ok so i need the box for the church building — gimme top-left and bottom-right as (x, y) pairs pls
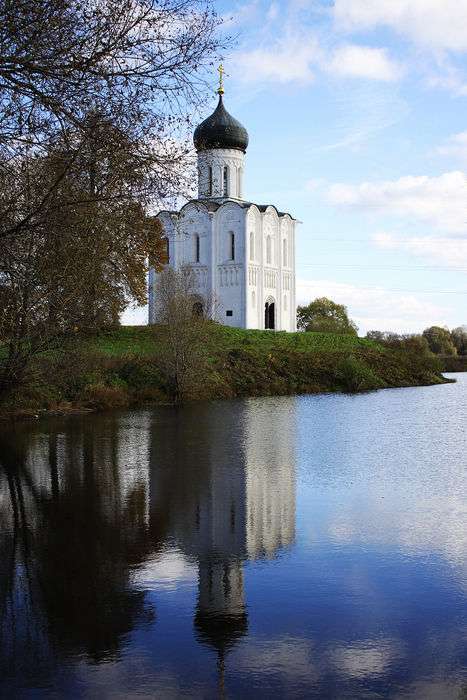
(148, 67), (297, 331)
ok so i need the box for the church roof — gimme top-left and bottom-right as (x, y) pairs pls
(193, 96), (249, 153)
(185, 199), (296, 219)
(158, 200), (297, 221)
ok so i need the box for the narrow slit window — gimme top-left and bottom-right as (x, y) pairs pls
(208, 166), (213, 195)
(195, 234), (200, 263)
(223, 166), (229, 197)
(230, 232), (235, 261)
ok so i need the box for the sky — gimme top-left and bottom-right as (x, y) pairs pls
(122, 0), (467, 335)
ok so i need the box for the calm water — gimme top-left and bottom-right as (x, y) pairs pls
(1, 375), (467, 699)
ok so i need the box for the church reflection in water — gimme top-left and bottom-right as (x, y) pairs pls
(149, 399), (297, 665)
(0, 398), (297, 680)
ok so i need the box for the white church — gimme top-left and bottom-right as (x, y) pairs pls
(148, 68), (297, 331)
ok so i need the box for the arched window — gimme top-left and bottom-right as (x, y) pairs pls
(208, 166), (213, 195)
(282, 238), (288, 266)
(223, 166), (229, 197)
(249, 231), (255, 261)
(230, 232), (235, 261)
(266, 235), (272, 265)
(195, 234), (200, 263)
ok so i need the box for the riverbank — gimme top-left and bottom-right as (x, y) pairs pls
(0, 323), (448, 418)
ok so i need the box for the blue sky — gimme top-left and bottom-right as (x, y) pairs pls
(123, 0), (467, 334)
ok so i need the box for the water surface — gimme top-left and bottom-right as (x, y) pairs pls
(1, 375), (467, 698)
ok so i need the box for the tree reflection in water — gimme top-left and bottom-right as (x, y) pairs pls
(0, 400), (297, 694)
(0, 417), (157, 683)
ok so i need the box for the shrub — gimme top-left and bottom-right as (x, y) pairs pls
(337, 355), (385, 393)
(83, 383), (129, 409)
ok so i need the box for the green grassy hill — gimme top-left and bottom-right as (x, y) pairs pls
(1, 323), (447, 417)
(86, 323), (377, 356)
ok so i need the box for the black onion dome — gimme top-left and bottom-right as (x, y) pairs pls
(194, 96), (249, 152)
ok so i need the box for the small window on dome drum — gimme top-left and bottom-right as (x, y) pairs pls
(208, 166), (213, 195)
(223, 166), (229, 197)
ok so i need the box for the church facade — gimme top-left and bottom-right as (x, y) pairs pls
(148, 72), (297, 331)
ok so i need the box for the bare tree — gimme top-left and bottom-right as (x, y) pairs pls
(0, 0), (225, 239)
(155, 267), (210, 402)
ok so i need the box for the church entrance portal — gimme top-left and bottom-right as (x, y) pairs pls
(192, 301), (204, 317)
(264, 299), (275, 330)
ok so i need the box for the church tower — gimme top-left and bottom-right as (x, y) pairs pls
(148, 66), (297, 331)
(194, 65), (248, 201)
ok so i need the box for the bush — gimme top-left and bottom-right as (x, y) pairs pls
(337, 355), (385, 393)
(83, 383), (129, 409)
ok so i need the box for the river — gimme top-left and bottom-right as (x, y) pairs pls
(1, 375), (467, 698)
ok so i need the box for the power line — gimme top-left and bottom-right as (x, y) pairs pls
(298, 262), (467, 273)
(298, 281), (467, 295)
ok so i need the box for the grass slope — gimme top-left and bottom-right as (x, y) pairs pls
(1, 323), (446, 416)
(87, 324), (378, 356)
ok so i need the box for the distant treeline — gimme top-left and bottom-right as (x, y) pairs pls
(367, 326), (467, 357)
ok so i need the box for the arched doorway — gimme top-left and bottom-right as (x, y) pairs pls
(192, 301), (204, 317)
(264, 298), (275, 330)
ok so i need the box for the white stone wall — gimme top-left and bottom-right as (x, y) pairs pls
(197, 148), (245, 199)
(212, 202), (246, 327)
(244, 207), (297, 332)
(149, 200), (296, 331)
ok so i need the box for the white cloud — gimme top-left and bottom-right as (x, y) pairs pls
(232, 636), (317, 682)
(333, 0), (467, 52)
(133, 547), (197, 590)
(234, 36), (320, 84)
(373, 232), (467, 271)
(222, 0), (260, 28)
(327, 45), (402, 82)
(326, 171), (467, 234)
(330, 639), (399, 679)
(425, 60), (467, 96)
(297, 277), (449, 334)
(266, 1), (279, 22)
(437, 131), (467, 163)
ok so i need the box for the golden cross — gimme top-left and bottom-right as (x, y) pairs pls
(217, 64), (225, 95)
